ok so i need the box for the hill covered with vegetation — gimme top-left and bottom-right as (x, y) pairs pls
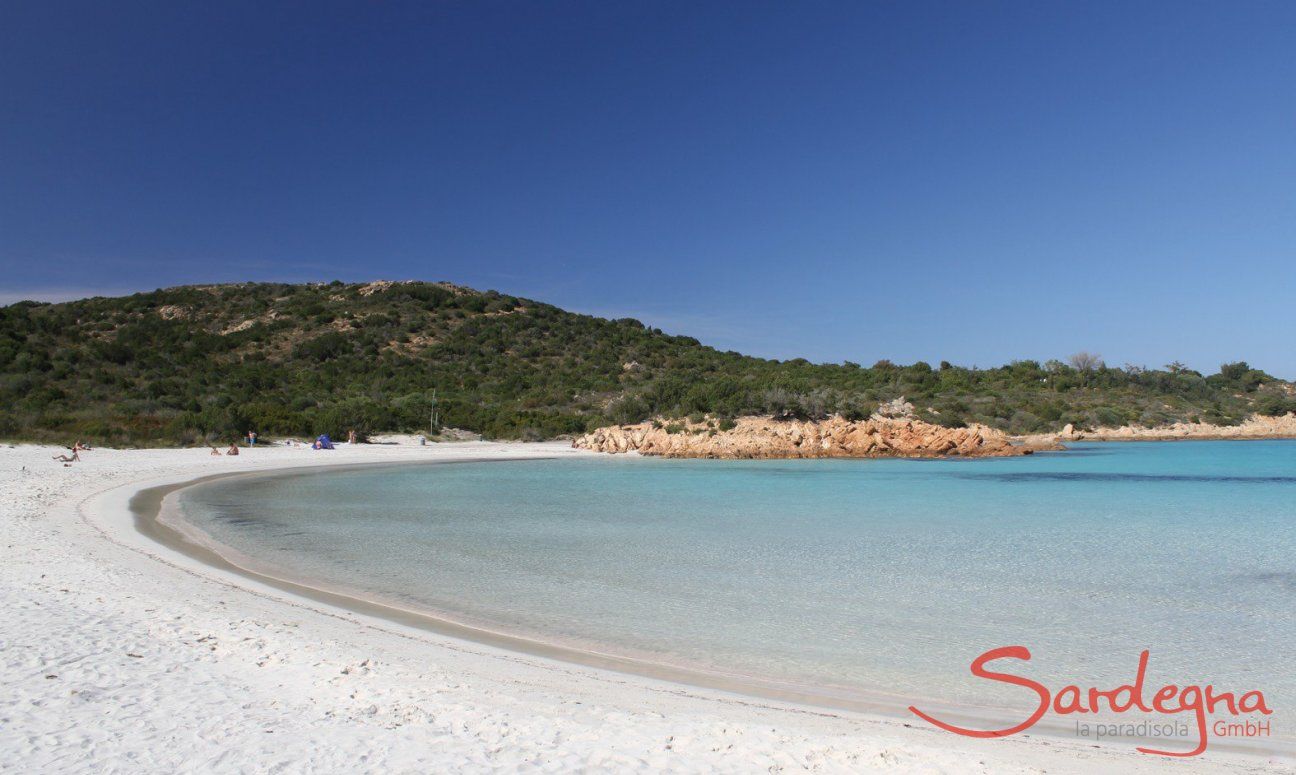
(1, 281), (1292, 446)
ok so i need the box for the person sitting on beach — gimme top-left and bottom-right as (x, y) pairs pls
(210, 447), (222, 456)
(52, 448), (80, 463)
(227, 443), (239, 456)
(73, 440), (90, 454)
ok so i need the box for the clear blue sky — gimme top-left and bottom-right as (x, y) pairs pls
(2, 1), (1294, 376)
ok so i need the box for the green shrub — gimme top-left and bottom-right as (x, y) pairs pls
(1254, 395), (1296, 417)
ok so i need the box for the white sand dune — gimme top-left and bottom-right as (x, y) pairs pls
(0, 440), (1286, 773)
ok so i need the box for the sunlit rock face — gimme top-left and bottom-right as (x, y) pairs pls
(574, 415), (1050, 459)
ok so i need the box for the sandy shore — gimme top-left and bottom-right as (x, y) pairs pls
(1, 440), (1288, 773)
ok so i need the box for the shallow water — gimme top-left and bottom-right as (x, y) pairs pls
(180, 441), (1296, 738)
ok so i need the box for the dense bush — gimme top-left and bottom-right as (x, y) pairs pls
(0, 281), (1288, 446)
(1254, 395), (1296, 417)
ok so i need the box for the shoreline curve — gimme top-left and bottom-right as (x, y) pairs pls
(131, 458), (932, 718)
(77, 449), (1293, 762)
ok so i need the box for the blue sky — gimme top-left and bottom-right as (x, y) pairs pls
(2, 1), (1294, 376)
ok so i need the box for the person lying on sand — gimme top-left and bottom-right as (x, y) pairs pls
(226, 443), (239, 456)
(52, 449), (80, 463)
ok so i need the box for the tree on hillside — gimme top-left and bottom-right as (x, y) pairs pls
(1218, 361), (1251, 381)
(1068, 351), (1104, 372)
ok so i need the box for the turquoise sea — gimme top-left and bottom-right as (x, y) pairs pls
(179, 441), (1295, 741)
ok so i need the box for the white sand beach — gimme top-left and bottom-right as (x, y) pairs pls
(0, 440), (1288, 773)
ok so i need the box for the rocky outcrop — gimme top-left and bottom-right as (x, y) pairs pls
(574, 415), (1051, 459)
(1022, 412), (1296, 443)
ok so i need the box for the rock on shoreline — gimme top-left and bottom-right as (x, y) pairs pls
(573, 416), (1050, 459)
(1020, 412), (1296, 444)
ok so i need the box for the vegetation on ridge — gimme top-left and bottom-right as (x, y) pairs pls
(1, 281), (1292, 446)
